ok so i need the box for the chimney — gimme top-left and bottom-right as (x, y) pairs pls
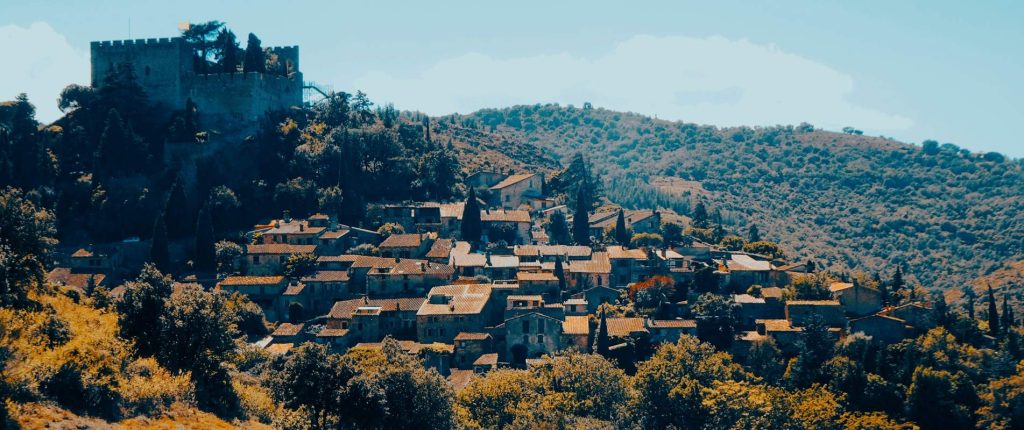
(299, 223), (305, 232)
(283, 210), (292, 223)
(486, 251), (492, 266)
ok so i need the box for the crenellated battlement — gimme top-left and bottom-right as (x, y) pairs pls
(90, 37), (183, 49)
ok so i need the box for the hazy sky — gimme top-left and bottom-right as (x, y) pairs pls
(2, 0), (1021, 157)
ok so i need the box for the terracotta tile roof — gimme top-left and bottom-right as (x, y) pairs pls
(606, 246), (648, 260)
(514, 245), (592, 258)
(606, 317), (647, 337)
(761, 287), (785, 299)
(757, 319), (799, 332)
(448, 369), (476, 391)
(318, 255), (361, 263)
(474, 353), (499, 366)
(351, 256), (403, 269)
(516, 272), (557, 282)
(489, 173), (536, 190)
(319, 229), (350, 240)
(302, 270), (350, 283)
(726, 254), (772, 272)
(379, 233), (428, 249)
(439, 202), (466, 219)
(283, 284), (306, 296)
(219, 275), (287, 286)
(266, 343), (293, 355)
(247, 243), (317, 255)
(647, 319), (696, 329)
(452, 253), (519, 268)
(330, 297), (426, 319)
(46, 268), (106, 291)
(309, 213), (329, 220)
(480, 209), (531, 223)
(426, 239), (455, 259)
(590, 210), (657, 229)
(787, 300), (841, 306)
(316, 328), (349, 338)
(734, 294), (766, 304)
(384, 259), (454, 276)
(563, 315), (591, 335)
(418, 284), (492, 316)
(272, 323), (304, 337)
(71, 248), (94, 258)
(454, 332), (492, 341)
(568, 258), (612, 274)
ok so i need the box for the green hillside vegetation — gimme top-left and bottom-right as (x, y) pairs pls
(445, 104), (1024, 290)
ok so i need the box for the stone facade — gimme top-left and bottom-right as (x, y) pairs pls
(90, 37), (302, 133)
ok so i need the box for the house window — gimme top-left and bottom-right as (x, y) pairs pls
(253, 256), (260, 264)
(522, 320), (530, 333)
(538, 334), (544, 344)
(523, 335), (529, 344)
(537, 319), (545, 332)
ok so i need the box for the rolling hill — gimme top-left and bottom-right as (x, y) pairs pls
(439, 104), (1024, 290)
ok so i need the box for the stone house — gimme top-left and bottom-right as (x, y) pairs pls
(785, 300), (846, 328)
(589, 210), (661, 238)
(417, 284), (494, 344)
(647, 319), (697, 344)
(503, 312), (563, 365)
(514, 245), (592, 263)
(887, 303), (936, 333)
(245, 243), (317, 275)
(830, 282), (883, 316)
(516, 272), (560, 297)
(567, 253), (612, 291)
(378, 233), (435, 259)
(562, 315), (591, 352)
(217, 275), (289, 321)
(327, 297), (425, 344)
(480, 210), (532, 244)
(489, 173), (543, 210)
(849, 314), (909, 344)
(454, 332), (493, 369)
(365, 259), (454, 297)
(573, 286), (622, 315)
(299, 270), (351, 315)
(607, 246), (653, 287)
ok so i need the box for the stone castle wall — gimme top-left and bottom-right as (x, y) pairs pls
(90, 37), (303, 131)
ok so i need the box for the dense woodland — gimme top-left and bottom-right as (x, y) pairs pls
(450, 104), (1024, 291)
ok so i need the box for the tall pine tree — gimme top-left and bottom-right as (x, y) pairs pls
(748, 224), (761, 242)
(194, 203), (215, 272)
(242, 33), (265, 73)
(164, 178), (190, 238)
(1002, 294), (1015, 330)
(573, 185), (590, 246)
(614, 210), (629, 245)
(460, 188), (481, 243)
(150, 212), (170, 273)
(554, 256), (566, 299)
(988, 285), (1000, 336)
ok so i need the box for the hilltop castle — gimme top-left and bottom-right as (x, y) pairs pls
(90, 36), (303, 132)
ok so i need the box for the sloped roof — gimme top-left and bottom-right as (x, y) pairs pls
(648, 319), (696, 329)
(46, 268), (107, 291)
(418, 284), (492, 316)
(727, 254), (772, 272)
(606, 246), (648, 260)
(568, 258), (612, 274)
(247, 244), (317, 255)
(219, 275), (287, 286)
(489, 173), (536, 190)
(563, 315), (591, 335)
(757, 319), (800, 332)
(516, 272), (558, 282)
(379, 233), (426, 249)
(606, 317), (647, 337)
(330, 297), (426, 319)
(514, 245), (592, 258)
(272, 323), (304, 337)
(71, 248), (94, 258)
(454, 332), (492, 341)
(426, 239), (455, 259)
(480, 209), (531, 223)
(302, 270), (350, 283)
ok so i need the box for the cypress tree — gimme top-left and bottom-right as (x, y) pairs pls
(892, 266), (909, 294)
(692, 201), (709, 229)
(988, 285), (1000, 336)
(164, 178), (190, 238)
(573, 186), (590, 246)
(194, 203), (215, 272)
(460, 188), (481, 243)
(243, 33), (265, 73)
(95, 108), (129, 179)
(614, 210), (629, 245)
(966, 288), (976, 320)
(748, 224), (761, 243)
(1002, 294), (1015, 330)
(218, 29), (239, 72)
(150, 212), (171, 273)
(595, 308), (610, 356)
(554, 256), (566, 297)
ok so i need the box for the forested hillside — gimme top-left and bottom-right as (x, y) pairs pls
(451, 104), (1024, 290)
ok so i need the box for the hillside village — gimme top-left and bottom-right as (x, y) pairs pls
(48, 165), (943, 386)
(4, 21), (1024, 430)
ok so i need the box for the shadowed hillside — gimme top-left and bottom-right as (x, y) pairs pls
(448, 104), (1024, 290)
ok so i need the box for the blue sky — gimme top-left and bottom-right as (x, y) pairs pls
(2, 0), (1021, 157)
